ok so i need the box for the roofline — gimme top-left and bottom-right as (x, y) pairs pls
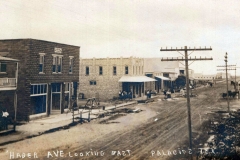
(0, 38), (80, 48)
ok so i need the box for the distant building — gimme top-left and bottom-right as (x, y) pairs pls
(79, 57), (156, 100)
(143, 58), (180, 91)
(0, 39), (79, 121)
(216, 72), (232, 79)
(194, 73), (215, 80)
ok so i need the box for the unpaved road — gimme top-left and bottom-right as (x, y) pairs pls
(0, 81), (238, 160)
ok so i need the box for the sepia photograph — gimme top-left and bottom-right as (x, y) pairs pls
(1, 0), (240, 159)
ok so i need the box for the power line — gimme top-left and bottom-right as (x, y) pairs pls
(160, 46), (212, 160)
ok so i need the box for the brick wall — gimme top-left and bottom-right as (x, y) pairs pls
(79, 57), (144, 100)
(0, 39), (80, 121)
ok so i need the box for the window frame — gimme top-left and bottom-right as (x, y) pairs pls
(86, 66), (89, 75)
(0, 62), (7, 73)
(89, 80), (97, 85)
(39, 53), (46, 74)
(113, 66), (117, 75)
(69, 56), (74, 74)
(125, 66), (128, 75)
(52, 54), (63, 74)
(99, 66), (103, 75)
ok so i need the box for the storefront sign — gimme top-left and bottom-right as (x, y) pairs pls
(54, 48), (62, 53)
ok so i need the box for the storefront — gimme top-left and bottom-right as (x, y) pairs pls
(119, 76), (156, 98)
(155, 76), (171, 91)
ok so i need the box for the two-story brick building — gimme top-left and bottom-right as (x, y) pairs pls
(79, 57), (156, 100)
(0, 56), (19, 130)
(0, 39), (79, 121)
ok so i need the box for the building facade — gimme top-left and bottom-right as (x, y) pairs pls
(79, 57), (156, 100)
(194, 73), (216, 80)
(0, 39), (79, 121)
(0, 56), (19, 131)
(144, 58), (180, 91)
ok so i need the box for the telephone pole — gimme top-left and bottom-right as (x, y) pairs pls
(160, 46), (212, 159)
(217, 53), (236, 113)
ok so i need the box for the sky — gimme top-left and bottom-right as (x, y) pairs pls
(1, 0), (240, 75)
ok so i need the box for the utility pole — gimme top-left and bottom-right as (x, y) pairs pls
(160, 46), (212, 159)
(217, 53), (236, 113)
(234, 66), (240, 91)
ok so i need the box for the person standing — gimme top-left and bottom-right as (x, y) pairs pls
(119, 90), (122, 99)
(2, 109), (9, 130)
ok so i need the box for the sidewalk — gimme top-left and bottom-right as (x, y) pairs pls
(0, 100), (138, 146)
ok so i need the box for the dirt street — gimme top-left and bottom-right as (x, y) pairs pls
(0, 81), (237, 160)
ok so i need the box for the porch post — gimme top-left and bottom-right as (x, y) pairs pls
(14, 91), (17, 131)
(161, 79), (164, 91)
(143, 82), (145, 99)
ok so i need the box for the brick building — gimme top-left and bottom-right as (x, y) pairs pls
(0, 56), (19, 130)
(0, 39), (79, 121)
(79, 57), (156, 100)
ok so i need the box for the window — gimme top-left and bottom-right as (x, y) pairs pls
(31, 84), (47, 95)
(113, 66), (117, 75)
(90, 80), (96, 85)
(86, 66), (89, 75)
(0, 63), (6, 73)
(125, 66), (128, 74)
(69, 56), (74, 73)
(57, 57), (62, 73)
(39, 53), (45, 73)
(99, 66), (103, 75)
(163, 73), (169, 77)
(52, 55), (63, 73)
(52, 57), (57, 73)
(51, 83), (61, 92)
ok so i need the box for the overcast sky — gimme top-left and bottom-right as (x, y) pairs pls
(1, 0), (240, 75)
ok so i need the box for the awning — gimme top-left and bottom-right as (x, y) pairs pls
(0, 56), (19, 62)
(170, 77), (177, 81)
(119, 76), (157, 82)
(155, 76), (170, 80)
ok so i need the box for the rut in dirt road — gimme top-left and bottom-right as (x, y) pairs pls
(66, 84), (226, 160)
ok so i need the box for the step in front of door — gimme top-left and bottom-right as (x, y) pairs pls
(51, 110), (61, 115)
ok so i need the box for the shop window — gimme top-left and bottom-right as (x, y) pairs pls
(99, 66), (103, 75)
(113, 66), (117, 75)
(0, 63), (6, 73)
(125, 66), (128, 74)
(31, 84), (47, 95)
